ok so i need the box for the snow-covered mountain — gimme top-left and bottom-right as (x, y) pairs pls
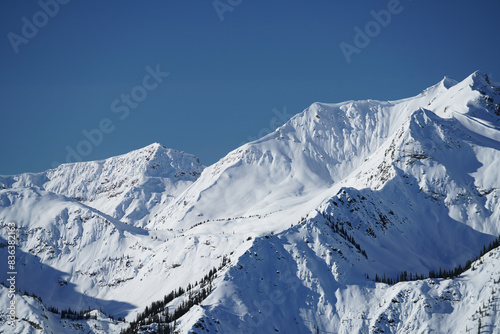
(1, 71), (500, 333)
(0, 143), (204, 228)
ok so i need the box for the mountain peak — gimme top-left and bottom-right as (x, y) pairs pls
(1, 142), (205, 227)
(144, 142), (165, 150)
(471, 69), (489, 80)
(128, 142), (168, 158)
(463, 70), (496, 89)
(440, 76), (459, 89)
(3, 72), (500, 333)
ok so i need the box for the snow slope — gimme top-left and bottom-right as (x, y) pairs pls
(195, 220), (500, 333)
(1, 71), (500, 333)
(154, 72), (500, 235)
(0, 143), (204, 228)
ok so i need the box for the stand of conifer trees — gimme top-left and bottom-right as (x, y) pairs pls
(121, 255), (230, 334)
(374, 235), (500, 285)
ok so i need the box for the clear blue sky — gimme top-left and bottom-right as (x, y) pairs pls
(1, 0), (499, 174)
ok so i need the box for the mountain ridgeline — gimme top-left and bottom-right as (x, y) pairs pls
(1, 71), (500, 333)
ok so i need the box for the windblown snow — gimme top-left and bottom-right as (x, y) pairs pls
(1, 71), (500, 333)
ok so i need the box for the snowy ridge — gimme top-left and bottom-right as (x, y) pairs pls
(0, 286), (126, 334)
(196, 223), (500, 333)
(0, 143), (204, 227)
(1, 71), (500, 333)
(155, 71), (500, 231)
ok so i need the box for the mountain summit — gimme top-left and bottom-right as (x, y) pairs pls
(0, 143), (204, 227)
(1, 72), (499, 333)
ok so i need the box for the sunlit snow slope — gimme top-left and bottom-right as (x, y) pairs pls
(0, 143), (204, 228)
(1, 71), (500, 333)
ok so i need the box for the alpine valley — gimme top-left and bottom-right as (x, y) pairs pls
(1, 71), (500, 333)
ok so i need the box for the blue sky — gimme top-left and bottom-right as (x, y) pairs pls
(1, 0), (499, 174)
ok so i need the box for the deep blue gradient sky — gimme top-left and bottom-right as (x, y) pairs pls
(1, 0), (499, 174)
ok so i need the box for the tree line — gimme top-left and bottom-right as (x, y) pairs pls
(121, 255), (230, 334)
(373, 235), (500, 285)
